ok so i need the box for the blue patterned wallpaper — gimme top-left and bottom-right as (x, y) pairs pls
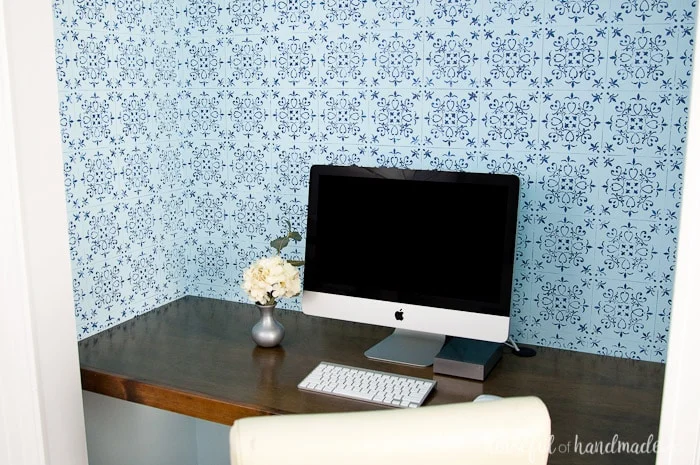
(54, 0), (695, 362)
(53, 0), (188, 338)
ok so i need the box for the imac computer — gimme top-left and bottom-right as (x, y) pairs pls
(302, 165), (520, 367)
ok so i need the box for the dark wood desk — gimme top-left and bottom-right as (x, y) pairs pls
(79, 296), (664, 465)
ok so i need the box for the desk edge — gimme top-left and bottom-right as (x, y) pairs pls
(80, 367), (282, 425)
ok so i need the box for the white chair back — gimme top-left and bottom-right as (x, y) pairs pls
(230, 396), (551, 465)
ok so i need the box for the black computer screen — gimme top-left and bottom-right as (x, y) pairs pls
(303, 166), (519, 317)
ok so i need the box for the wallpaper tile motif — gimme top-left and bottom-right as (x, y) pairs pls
(177, 0), (693, 363)
(54, 0), (695, 362)
(53, 0), (187, 339)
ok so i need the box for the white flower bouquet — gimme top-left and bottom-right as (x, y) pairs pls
(242, 222), (304, 306)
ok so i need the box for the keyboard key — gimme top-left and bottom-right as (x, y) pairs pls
(333, 387), (375, 401)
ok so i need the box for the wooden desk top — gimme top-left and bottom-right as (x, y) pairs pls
(79, 296), (664, 465)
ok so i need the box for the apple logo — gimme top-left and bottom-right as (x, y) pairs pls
(394, 309), (404, 321)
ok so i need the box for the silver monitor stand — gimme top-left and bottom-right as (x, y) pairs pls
(364, 328), (446, 367)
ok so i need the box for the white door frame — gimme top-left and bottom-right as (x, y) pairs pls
(0, 1), (88, 464)
(654, 13), (700, 465)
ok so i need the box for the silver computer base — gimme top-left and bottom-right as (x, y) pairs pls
(365, 329), (446, 367)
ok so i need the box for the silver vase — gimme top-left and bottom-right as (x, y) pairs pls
(252, 304), (285, 347)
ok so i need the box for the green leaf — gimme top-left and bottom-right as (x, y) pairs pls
(289, 231), (302, 242)
(288, 259), (305, 267)
(270, 237), (289, 253)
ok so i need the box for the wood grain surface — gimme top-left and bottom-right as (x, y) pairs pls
(79, 296), (665, 465)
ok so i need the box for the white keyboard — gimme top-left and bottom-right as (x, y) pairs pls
(297, 361), (436, 408)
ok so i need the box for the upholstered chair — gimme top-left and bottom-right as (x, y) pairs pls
(229, 396), (551, 465)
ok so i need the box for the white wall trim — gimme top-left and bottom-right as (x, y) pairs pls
(655, 16), (700, 465)
(0, 1), (88, 464)
(0, 3), (48, 463)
